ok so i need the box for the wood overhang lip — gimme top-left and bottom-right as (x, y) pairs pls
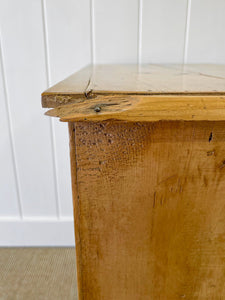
(44, 95), (225, 123)
(42, 64), (225, 121)
(41, 91), (225, 109)
(41, 64), (225, 108)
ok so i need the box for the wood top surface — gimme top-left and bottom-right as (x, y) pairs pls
(42, 64), (225, 122)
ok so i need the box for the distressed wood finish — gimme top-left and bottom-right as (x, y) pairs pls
(42, 64), (225, 299)
(69, 121), (225, 300)
(46, 95), (225, 122)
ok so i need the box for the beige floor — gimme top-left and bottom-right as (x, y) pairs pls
(0, 248), (78, 300)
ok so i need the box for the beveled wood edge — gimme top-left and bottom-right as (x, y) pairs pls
(42, 91), (225, 108)
(44, 95), (225, 123)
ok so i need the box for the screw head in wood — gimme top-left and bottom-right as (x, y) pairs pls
(94, 106), (101, 113)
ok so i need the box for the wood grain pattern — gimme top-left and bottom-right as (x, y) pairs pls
(44, 65), (225, 299)
(69, 122), (82, 299)
(42, 64), (225, 108)
(70, 120), (225, 300)
(46, 95), (225, 122)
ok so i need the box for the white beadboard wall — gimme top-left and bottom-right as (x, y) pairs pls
(0, 0), (225, 246)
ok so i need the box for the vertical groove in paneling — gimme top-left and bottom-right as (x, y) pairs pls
(0, 37), (23, 219)
(90, 0), (96, 64)
(42, 0), (91, 217)
(183, 0), (192, 63)
(186, 0), (225, 63)
(137, 0), (143, 64)
(41, 0), (60, 219)
(0, 0), (58, 216)
(141, 0), (188, 63)
(94, 0), (138, 63)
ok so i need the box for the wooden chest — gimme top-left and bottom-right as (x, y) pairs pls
(42, 64), (225, 299)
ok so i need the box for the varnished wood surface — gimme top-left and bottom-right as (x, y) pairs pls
(42, 64), (225, 108)
(70, 120), (225, 300)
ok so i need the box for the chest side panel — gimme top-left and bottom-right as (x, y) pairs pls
(72, 120), (225, 300)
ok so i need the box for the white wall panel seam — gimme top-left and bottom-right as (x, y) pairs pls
(137, 0), (143, 65)
(0, 36), (23, 219)
(183, 0), (192, 63)
(90, 0), (96, 64)
(41, 0), (61, 219)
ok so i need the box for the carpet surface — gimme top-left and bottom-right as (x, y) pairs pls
(0, 248), (77, 300)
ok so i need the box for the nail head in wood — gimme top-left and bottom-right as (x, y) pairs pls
(94, 106), (101, 113)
